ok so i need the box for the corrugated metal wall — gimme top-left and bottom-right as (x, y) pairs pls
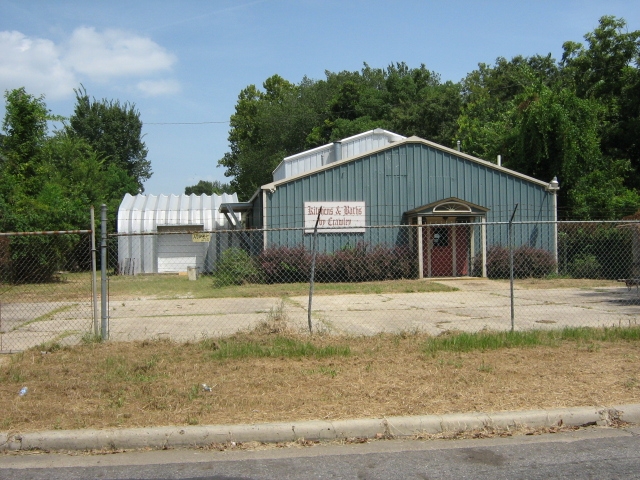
(262, 141), (555, 252)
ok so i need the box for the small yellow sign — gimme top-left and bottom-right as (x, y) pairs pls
(191, 233), (212, 243)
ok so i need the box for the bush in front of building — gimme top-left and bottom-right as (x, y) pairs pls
(214, 247), (262, 286)
(258, 245), (311, 284)
(255, 242), (415, 284)
(327, 243), (415, 282)
(478, 245), (557, 279)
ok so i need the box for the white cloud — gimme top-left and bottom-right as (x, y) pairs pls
(0, 28), (179, 100)
(136, 79), (181, 97)
(64, 27), (177, 80)
(0, 31), (77, 99)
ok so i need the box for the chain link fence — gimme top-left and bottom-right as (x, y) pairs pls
(101, 220), (640, 342)
(2, 220), (639, 351)
(0, 231), (96, 353)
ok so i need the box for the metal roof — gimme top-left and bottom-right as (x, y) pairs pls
(117, 193), (238, 233)
(263, 136), (551, 190)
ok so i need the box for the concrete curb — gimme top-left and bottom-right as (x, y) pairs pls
(2, 404), (639, 452)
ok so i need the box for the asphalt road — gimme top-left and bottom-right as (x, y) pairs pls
(2, 426), (640, 480)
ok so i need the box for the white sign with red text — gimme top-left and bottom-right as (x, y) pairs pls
(304, 202), (366, 233)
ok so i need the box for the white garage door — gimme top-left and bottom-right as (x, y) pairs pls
(158, 256), (196, 273)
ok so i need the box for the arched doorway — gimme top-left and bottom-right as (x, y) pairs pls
(406, 198), (489, 278)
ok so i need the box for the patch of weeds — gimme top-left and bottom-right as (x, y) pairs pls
(34, 341), (64, 353)
(7, 367), (25, 383)
(208, 336), (350, 360)
(583, 342), (601, 353)
(104, 355), (159, 383)
(0, 416), (13, 430)
(199, 337), (221, 351)
(438, 357), (463, 369)
(449, 358), (464, 369)
(81, 333), (104, 344)
(188, 384), (200, 401)
(109, 392), (126, 409)
(133, 356), (159, 375)
(424, 326), (640, 355)
(252, 300), (292, 335)
(187, 416), (199, 425)
(623, 377), (638, 389)
(305, 366), (339, 378)
(477, 360), (494, 373)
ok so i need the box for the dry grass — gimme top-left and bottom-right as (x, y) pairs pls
(513, 278), (620, 289)
(1, 329), (640, 433)
(1, 274), (454, 303)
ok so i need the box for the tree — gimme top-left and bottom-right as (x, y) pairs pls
(219, 64), (464, 199)
(1, 87), (140, 232)
(561, 16), (640, 190)
(219, 75), (328, 199)
(185, 180), (234, 196)
(457, 55), (560, 160)
(67, 86), (151, 192)
(1, 88), (53, 194)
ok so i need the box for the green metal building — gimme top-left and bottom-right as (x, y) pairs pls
(236, 130), (559, 278)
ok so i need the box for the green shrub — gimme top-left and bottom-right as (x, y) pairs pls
(476, 245), (556, 279)
(213, 247), (261, 287)
(558, 224), (632, 279)
(569, 254), (602, 279)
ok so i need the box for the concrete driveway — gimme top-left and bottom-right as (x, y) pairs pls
(2, 278), (639, 350)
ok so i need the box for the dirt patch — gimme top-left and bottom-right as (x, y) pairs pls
(1, 332), (640, 433)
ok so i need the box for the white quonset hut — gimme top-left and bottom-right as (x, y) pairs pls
(117, 193), (239, 275)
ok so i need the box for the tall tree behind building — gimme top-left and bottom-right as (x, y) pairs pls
(67, 86), (151, 192)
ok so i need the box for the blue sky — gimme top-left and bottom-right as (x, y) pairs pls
(1, 0), (639, 196)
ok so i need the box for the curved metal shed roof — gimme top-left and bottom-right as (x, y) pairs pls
(117, 192), (239, 233)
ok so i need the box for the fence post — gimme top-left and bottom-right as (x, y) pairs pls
(308, 207), (322, 334)
(509, 204), (519, 332)
(100, 204), (109, 340)
(90, 207), (99, 336)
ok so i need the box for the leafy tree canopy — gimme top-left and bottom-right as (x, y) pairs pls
(185, 180), (234, 196)
(0, 87), (143, 233)
(67, 85), (151, 192)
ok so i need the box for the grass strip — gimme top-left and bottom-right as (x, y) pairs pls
(201, 336), (351, 360)
(424, 326), (640, 355)
(11, 304), (76, 331)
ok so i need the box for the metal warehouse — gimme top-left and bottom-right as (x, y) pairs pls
(241, 129), (559, 278)
(117, 192), (238, 274)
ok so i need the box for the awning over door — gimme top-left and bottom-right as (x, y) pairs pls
(405, 197), (489, 220)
